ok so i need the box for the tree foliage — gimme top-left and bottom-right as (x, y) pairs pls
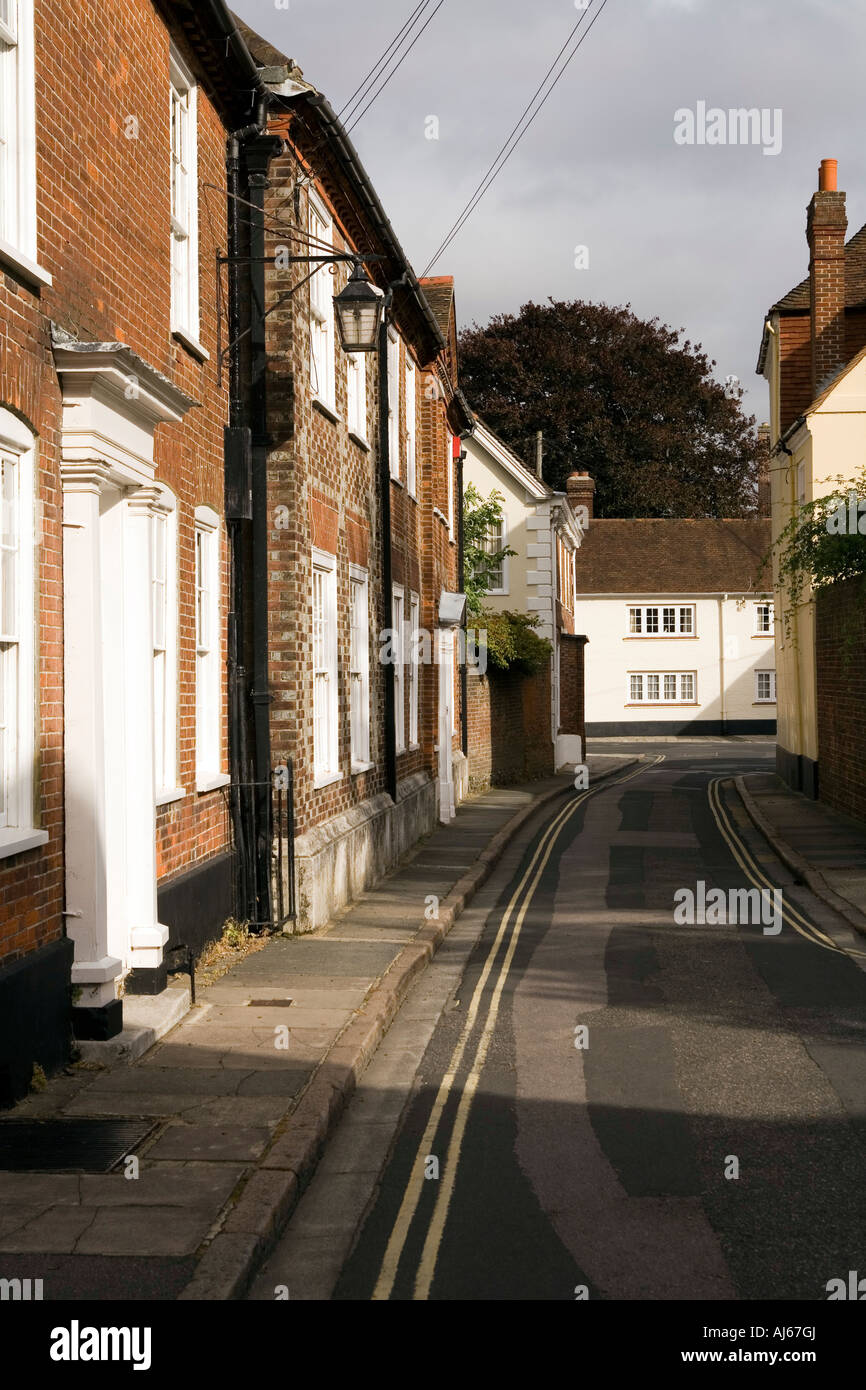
(458, 299), (759, 518)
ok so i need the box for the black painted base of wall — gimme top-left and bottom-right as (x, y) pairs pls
(156, 851), (234, 965)
(71, 998), (123, 1041)
(776, 744), (819, 800)
(125, 963), (168, 997)
(0, 936), (74, 1109)
(587, 719), (777, 738)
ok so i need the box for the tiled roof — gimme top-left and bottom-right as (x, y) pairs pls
(575, 519), (772, 594)
(771, 222), (866, 312)
(420, 277), (454, 338)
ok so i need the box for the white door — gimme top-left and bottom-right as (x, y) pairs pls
(437, 628), (455, 823)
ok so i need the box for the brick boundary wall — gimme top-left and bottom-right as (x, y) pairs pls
(467, 666), (554, 790)
(816, 577), (866, 823)
(558, 634), (587, 747)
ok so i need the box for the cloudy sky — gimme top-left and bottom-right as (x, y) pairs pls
(234, 0), (866, 423)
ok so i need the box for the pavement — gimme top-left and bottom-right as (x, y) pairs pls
(0, 754), (637, 1301)
(738, 771), (866, 937)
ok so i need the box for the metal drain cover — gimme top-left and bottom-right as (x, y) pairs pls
(0, 1118), (158, 1173)
(247, 999), (293, 1007)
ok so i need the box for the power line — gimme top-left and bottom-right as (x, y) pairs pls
(422, 0), (612, 276)
(338, 0), (431, 124)
(346, 0), (447, 134)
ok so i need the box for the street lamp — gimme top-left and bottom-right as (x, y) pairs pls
(333, 261), (386, 353)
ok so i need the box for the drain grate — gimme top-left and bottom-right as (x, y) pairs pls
(246, 998), (294, 1007)
(0, 1118), (159, 1173)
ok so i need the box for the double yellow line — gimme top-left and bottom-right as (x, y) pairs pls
(707, 777), (865, 958)
(371, 755), (663, 1301)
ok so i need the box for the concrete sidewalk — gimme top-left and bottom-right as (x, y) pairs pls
(0, 755), (637, 1301)
(738, 771), (866, 937)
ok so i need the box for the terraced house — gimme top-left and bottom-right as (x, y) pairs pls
(0, 0), (269, 1103)
(235, 21), (473, 932)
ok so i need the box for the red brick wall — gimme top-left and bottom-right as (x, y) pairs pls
(467, 666), (554, 789)
(816, 578), (866, 823)
(558, 634), (587, 743)
(0, 2), (232, 968)
(263, 132), (461, 841)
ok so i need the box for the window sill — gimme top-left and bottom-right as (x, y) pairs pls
(390, 473), (404, 488)
(314, 770), (344, 789)
(349, 431), (371, 452)
(196, 773), (231, 794)
(172, 327), (210, 362)
(433, 508), (449, 527)
(752, 633), (774, 639)
(625, 702), (698, 708)
(156, 787), (186, 808)
(0, 239), (52, 289)
(0, 828), (49, 861)
(623, 635), (697, 640)
(312, 397), (340, 425)
(351, 760), (375, 775)
(753, 701), (777, 706)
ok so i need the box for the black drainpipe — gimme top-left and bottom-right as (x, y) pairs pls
(225, 97), (276, 928)
(245, 129), (283, 928)
(378, 303), (397, 804)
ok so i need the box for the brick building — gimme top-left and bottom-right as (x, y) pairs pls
(757, 157), (866, 797)
(235, 24), (472, 931)
(0, 0), (266, 1103)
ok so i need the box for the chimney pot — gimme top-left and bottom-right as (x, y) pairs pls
(819, 158), (838, 191)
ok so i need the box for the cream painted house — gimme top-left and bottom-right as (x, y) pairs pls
(757, 157), (866, 795)
(575, 520), (776, 736)
(462, 420), (587, 766)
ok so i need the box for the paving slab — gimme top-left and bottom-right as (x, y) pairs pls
(147, 1125), (272, 1163)
(79, 1163), (244, 1208)
(0, 1205), (98, 1254)
(75, 1205), (214, 1257)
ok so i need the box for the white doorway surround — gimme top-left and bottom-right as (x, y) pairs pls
(437, 627), (456, 824)
(54, 336), (196, 1037)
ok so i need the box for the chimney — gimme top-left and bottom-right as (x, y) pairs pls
(566, 471), (595, 521)
(808, 157), (847, 397)
(756, 423), (771, 517)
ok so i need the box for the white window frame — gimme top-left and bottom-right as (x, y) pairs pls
(312, 547), (340, 786)
(309, 193), (336, 412)
(347, 349), (367, 442)
(628, 604), (695, 636)
(349, 564), (371, 772)
(754, 601), (774, 636)
(0, 0), (48, 286)
(392, 584), (405, 753)
(388, 330), (400, 478)
(0, 408), (45, 857)
(170, 46), (200, 349)
(409, 592), (420, 747)
(627, 671), (697, 705)
(405, 357), (417, 496)
(755, 669), (777, 703)
(484, 516), (507, 594)
(152, 490), (182, 805)
(194, 507), (226, 792)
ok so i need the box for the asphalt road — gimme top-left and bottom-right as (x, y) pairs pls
(330, 740), (866, 1301)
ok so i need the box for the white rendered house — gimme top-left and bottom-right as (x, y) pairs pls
(575, 518), (776, 736)
(462, 420), (587, 767)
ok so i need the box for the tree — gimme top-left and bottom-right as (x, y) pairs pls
(457, 299), (759, 518)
